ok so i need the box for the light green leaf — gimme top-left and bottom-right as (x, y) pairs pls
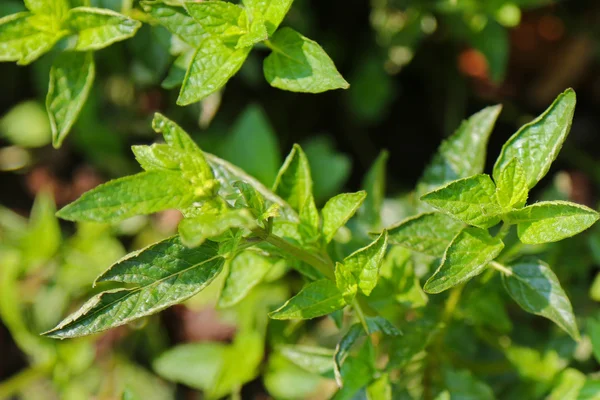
(47, 51), (95, 148)
(506, 201), (599, 244)
(184, 0), (246, 38)
(387, 212), (464, 257)
(21, 191), (61, 264)
(493, 88), (576, 189)
(322, 191), (366, 243)
(502, 260), (580, 340)
(495, 157), (528, 209)
(25, 0), (69, 18)
(420, 174), (502, 229)
(56, 170), (194, 222)
(269, 279), (345, 320)
(264, 353), (324, 400)
(444, 368), (494, 400)
(45, 237), (225, 338)
(359, 150), (388, 227)
(0, 12), (64, 65)
(131, 143), (180, 171)
(417, 104), (502, 197)
(236, 11), (267, 48)
(65, 7), (141, 51)
(279, 345), (334, 374)
(273, 144), (313, 213)
(221, 104), (281, 186)
(264, 27), (349, 93)
(243, 0), (293, 35)
(218, 251), (272, 308)
(335, 231), (388, 301)
(153, 342), (226, 391)
(579, 380), (600, 400)
(178, 206), (256, 247)
(424, 227), (504, 294)
(142, 1), (207, 47)
(367, 373), (392, 400)
(177, 36), (250, 105)
(548, 368), (586, 400)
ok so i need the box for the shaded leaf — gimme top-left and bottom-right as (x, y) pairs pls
(359, 150), (388, 227)
(218, 251), (273, 308)
(444, 368), (494, 400)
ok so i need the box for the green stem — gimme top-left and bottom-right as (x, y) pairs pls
(0, 364), (51, 399)
(495, 221), (511, 240)
(490, 261), (513, 276)
(257, 229), (335, 279)
(352, 298), (370, 333)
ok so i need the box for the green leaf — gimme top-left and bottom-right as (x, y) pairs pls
(588, 316), (600, 364)
(243, 0), (293, 35)
(506, 201), (599, 244)
(142, 1), (207, 47)
(220, 104), (281, 186)
(269, 279), (345, 320)
(334, 324), (363, 386)
(0, 12), (64, 65)
(279, 345), (334, 374)
(273, 144), (313, 213)
(367, 373), (392, 400)
(495, 157), (528, 209)
(178, 205), (256, 247)
(424, 227), (504, 294)
(420, 174), (502, 229)
(264, 27), (349, 93)
(548, 368), (586, 400)
(177, 36), (250, 105)
(359, 150), (388, 227)
(493, 88), (576, 189)
(387, 212), (464, 257)
(335, 231), (388, 302)
(25, 0), (69, 18)
(184, 1), (246, 38)
(502, 260), (580, 340)
(388, 318), (439, 368)
(380, 247), (428, 308)
(364, 315), (401, 336)
(65, 7), (141, 51)
(131, 143), (179, 171)
(304, 136), (352, 203)
(47, 51), (95, 148)
(218, 251), (273, 308)
(444, 368), (494, 400)
(21, 191), (61, 264)
(333, 339), (375, 399)
(56, 170), (194, 222)
(45, 237), (225, 338)
(417, 105), (502, 196)
(322, 191), (366, 243)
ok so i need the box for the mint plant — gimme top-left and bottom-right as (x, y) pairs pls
(39, 88), (600, 398)
(0, 0), (348, 148)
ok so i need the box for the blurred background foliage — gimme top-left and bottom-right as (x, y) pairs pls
(2, 0), (600, 399)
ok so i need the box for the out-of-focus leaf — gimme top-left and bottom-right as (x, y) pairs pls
(303, 136), (352, 203)
(218, 251), (273, 308)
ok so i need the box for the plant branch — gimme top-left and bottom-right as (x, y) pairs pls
(490, 261), (513, 276)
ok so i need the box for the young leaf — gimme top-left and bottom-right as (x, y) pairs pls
(142, 1), (207, 47)
(335, 231), (388, 301)
(56, 171), (194, 222)
(493, 88), (576, 189)
(273, 144), (313, 213)
(25, 0), (69, 18)
(177, 37), (251, 105)
(420, 174), (502, 229)
(269, 279), (345, 320)
(218, 251), (273, 308)
(178, 206), (256, 248)
(47, 51), (95, 148)
(0, 12), (64, 65)
(45, 237), (225, 338)
(184, 1), (246, 38)
(65, 7), (141, 51)
(263, 27), (349, 93)
(321, 191), (366, 243)
(507, 201), (599, 244)
(495, 157), (528, 209)
(131, 144), (180, 171)
(359, 150), (388, 227)
(236, 11), (267, 48)
(387, 212), (464, 257)
(424, 227), (504, 294)
(279, 345), (335, 375)
(417, 104), (502, 196)
(502, 260), (580, 340)
(243, 0), (293, 35)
